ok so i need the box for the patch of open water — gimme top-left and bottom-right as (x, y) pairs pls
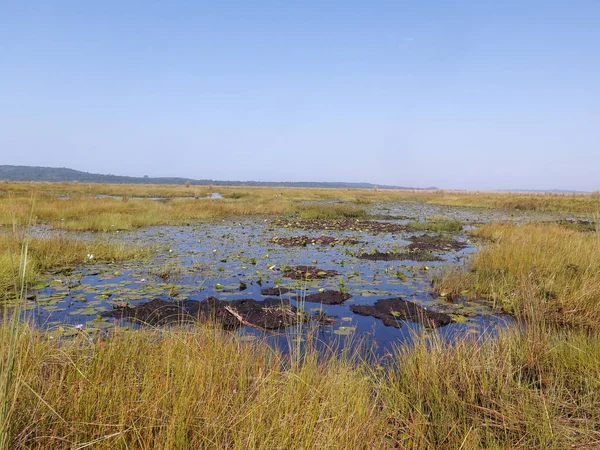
(24, 202), (533, 355)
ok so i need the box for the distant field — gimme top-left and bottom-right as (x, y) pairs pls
(0, 182), (598, 232)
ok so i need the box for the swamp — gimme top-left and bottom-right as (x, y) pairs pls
(1, 183), (600, 449)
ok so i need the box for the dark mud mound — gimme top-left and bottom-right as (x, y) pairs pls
(351, 298), (451, 328)
(304, 290), (351, 305)
(282, 265), (339, 280)
(260, 286), (292, 296)
(407, 234), (468, 252)
(104, 297), (300, 330)
(271, 235), (360, 247)
(103, 298), (190, 325)
(188, 297), (300, 330)
(358, 249), (442, 262)
(274, 219), (407, 233)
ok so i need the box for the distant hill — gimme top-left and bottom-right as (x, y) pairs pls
(0, 165), (434, 190)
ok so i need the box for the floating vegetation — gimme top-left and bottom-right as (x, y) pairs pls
(358, 249), (442, 262)
(405, 220), (463, 233)
(333, 326), (356, 335)
(281, 265), (339, 280)
(271, 235), (361, 247)
(273, 218), (408, 233)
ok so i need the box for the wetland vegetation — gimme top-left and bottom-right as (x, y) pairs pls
(1, 182), (599, 449)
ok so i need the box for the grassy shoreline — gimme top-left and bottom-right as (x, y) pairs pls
(437, 222), (600, 330)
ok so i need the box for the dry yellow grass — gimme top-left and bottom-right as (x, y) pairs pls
(1, 181), (599, 233)
(438, 222), (600, 330)
(1, 234), (149, 301)
(0, 319), (598, 449)
(3, 326), (388, 449)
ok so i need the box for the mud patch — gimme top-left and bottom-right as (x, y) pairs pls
(358, 249), (442, 262)
(407, 234), (468, 252)
(271, 235), (360, 247)
(104, 297), (300, 330)
(260, 287), (292, 296)
(282, 265), (339, 280)
(189, 297), (300, 330)
(103, 298), (189, 325)
(274, 219), (407, 233)
(350, 298), (451, 328)
(304, 290), (351, 305)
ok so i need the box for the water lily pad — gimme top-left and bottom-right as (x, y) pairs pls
(450, 314), (468, 323)
(333, 326), (356, 336)
(86, 318), (114, 329)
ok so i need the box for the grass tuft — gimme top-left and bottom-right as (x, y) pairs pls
(298, 204), (367, 220)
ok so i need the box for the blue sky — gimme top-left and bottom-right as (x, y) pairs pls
(1, 1), (598, 190)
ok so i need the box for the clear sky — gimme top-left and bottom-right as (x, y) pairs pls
(1, 1), (599, 190)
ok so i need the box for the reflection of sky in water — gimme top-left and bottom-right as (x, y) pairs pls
(26, 201), (529, 355)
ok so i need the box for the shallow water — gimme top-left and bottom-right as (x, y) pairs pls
(26, 201), (535, 355)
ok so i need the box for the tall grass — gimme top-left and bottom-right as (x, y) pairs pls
(298, 204), (367, 220)
(0, 202), (33, 449)
(1, 234), (149, 302)
(380, 323), (600, 449)
(438, 222), (600, 330)
(0, 196), (295, 230)
(3, 183), (600, 232)
(406, 219), (463, 233)
(1, 317), (599, 448)
(3, 326), (387, 449)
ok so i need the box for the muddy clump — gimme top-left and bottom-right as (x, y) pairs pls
(271, 235), (360, 247)
(189, 297), (300, 330)
(274, 219), (407, 233)
(103, 298), (190, 325)
(407, 234), (468, 252)
(351, 298), (451, 328)
(260, 286), (292, 296)
(104, 297), (300, 330)
(358, 249), (442, 262)
(282, 265), (339, 280)
(304, 290), (351, 305)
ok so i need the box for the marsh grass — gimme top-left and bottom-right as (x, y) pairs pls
(1, 234), (149, 301)
(3, 325), (388, 449)
(0, 203), (33, 449)
(152, 261), (185, 282)
(380, 322), (600, 449)
(0, 314), (598, 448)
(593, 211), (600, 240)
(437, 223), (600, 330)
(406, 219), (463, 233)
(2, 184), (600, 231)
(298, 204), (367, 220)
(0, 196), (295, 231)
